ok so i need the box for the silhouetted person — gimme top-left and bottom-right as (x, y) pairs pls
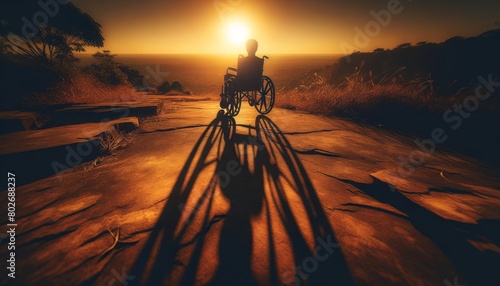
(244, 39), (259, 59)
(239, 39), (260, 73)
(220, 39), (264, 108)
(237, 39), (263, 93)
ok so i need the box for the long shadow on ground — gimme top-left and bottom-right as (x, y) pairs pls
(129, 111), (354, 285)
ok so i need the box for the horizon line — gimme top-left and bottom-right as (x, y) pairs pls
(75, 52), (344, 56)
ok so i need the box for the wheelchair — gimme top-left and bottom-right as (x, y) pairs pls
(220, 55), (275, 116)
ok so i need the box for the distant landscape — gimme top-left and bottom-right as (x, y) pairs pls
(1, 1), (500, 285)
(1, 19), (499, 166)
(76, 53), (341, 94)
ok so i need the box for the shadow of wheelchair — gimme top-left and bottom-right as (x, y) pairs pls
(130, 111), (354, 285)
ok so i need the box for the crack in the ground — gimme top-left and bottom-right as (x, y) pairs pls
(390, 187), (485, 198)
(142, 123), (341, 159)
(264, 137), (342, 158)
(6, 193), (68, 223)
(33, 187), (52, 193)
(319, 172), (355, 185)
(18, 201), (98, 240)
(176, 214), (227, 249)
(79, 229), (111, 247)
(140, 124), (208, 134)
(293, 148), (341, 158)
(73, 195), (170, 241)
(326, 207), (357, 213)
(282, 129), (337, 135)
(428, 187), (490, 198)
(341, 203), (409, 220)
(18, 226), (78, 248)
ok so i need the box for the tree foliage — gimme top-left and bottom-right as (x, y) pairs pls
(0, 0), (104, 66)
(395, 43), (412, 49)
(83, 50), (128, 86)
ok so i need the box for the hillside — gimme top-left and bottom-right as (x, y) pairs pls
(330, 29), (500, 96)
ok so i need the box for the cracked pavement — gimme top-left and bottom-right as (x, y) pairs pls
(1, 100), (499, 285)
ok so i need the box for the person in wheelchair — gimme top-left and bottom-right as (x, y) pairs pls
(220, 39), (264, 108)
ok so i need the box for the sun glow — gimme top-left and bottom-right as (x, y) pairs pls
(225, 21), (250, 45)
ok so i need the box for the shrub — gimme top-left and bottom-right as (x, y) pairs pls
(83, 50), (128, 86)
(118, 65), (144, 87)
(157, 81), (171, 93)
(170, 81), (184, 92)
(157, 80), (186, 94)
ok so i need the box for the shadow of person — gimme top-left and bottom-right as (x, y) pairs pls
(209, 118), (265, 286)
(129, 112), (354, 286)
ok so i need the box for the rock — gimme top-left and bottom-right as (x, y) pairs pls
(157, 80), (186, 95)
(170, 81), (184, 92)
(0, 111), (41, 134)
(157, 81), (171, 93)
(0, 117), (140, 186)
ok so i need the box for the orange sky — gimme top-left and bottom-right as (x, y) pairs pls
(72, 0), (500, 55)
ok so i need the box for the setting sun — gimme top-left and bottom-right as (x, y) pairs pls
(225, 21), (250, 45)
(2, 1), (500, 285)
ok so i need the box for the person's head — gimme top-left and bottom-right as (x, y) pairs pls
(246, 39), (258, 56)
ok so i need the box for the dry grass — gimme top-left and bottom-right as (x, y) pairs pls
(85, 128), (137, 170)
(99, 128), (137, 156)
(28, 73), (142, 105)
(273, 68), (498, 122)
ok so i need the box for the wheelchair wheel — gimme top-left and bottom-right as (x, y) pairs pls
(255, 76), (275, 115)
(225, 78), (242, 117)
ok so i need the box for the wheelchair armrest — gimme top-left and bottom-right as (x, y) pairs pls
(227, 67), (237, 74)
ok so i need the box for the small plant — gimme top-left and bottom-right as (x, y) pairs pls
(99, 128), (137, 156)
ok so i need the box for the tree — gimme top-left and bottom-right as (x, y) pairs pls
(84, 50), (128, 86)
(0, 0), (104, 66)
(118, 65), (143, 87)
(395, 43), (412, 49)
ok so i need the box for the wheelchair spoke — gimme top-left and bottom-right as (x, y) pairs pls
(264, 82), (271, 94)
(253, 76), (274, 114)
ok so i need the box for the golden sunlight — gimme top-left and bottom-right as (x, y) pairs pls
(225, 20), (250, 45)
